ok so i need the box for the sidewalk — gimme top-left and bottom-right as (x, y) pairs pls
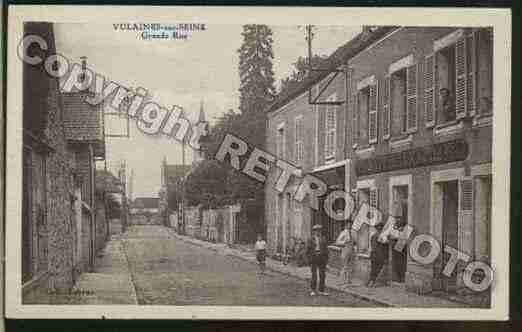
(71, 234), (138, 304)
(168, 230), (468, 308)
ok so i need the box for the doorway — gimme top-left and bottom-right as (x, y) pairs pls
(391, 185), (408, 283)
(440, 180), (459, 292)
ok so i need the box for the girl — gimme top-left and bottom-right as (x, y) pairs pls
(255, 233), (267, 275)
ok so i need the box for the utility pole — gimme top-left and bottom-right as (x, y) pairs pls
(119, 160), (128, 233)
(180, 107), (186, 235)
(181, 137), (186, 235)
(307, 25), (313, 72)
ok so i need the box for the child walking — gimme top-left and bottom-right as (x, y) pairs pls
(255, 234), (267, 275)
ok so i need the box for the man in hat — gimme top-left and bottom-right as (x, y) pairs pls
(366, 221), (389, 288)
(306, 224), (329, 296)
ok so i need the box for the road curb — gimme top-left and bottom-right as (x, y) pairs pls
(169, 231), (393, 307)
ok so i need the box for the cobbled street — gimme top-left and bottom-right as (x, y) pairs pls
(121, 225), (380, 306)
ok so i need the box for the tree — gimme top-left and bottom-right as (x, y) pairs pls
(184, 25), (276, 209)
(238, 24), (276, 115)
(105, 194), (121, 219)
(279, 54), (328, 95)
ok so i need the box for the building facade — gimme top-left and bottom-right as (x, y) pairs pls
(265, 27), (395, 258)
(22, 22), (106, 302)
(265, 26), (493, 298)
(347, 27), (493, 295)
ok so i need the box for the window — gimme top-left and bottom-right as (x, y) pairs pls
(436, 44), (457, 124)
(294, 116), (304, 164)
(390, 64), (417, 136)
(476, 28), (493, 116)
(325, 102), (336, 160)
(382, 76), (391, 139)
(358, 87), (370, 143)
(276, 123), (285, 159)
(391, 68), (408, 134)
(432, 29), (490, 129)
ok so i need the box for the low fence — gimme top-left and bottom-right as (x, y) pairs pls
(168, 202), (263, 245)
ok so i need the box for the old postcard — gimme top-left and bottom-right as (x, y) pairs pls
(4, 5), (511, 320)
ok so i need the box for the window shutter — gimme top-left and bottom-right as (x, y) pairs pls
(424, 54), (436, 127)
(406, 64), (418, 132)
(434, 52), (439, 122)
(460, 178), (473, 212)
(368, 83), (378, 144)
(370, 188), (378, 208)
(382, 76), (391, 139)
(466, 31), (477, 117)
(455, 37), (467, 119)
(352, 93), (358, 146)
(325, 105), (336, 158)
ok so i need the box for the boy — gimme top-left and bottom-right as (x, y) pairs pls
(255, 233), (267, 275)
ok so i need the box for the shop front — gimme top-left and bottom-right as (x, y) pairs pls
(310, 160), (351, 273)
(353, 138), (492, 294)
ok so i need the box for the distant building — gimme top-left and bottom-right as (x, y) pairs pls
(192, 100), (208, 165)
(158, 158), (192, 226)
(129, 197), (161, 225)
(130, 197), (160, 214)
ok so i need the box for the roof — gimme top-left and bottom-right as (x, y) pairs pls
(131, 197), (159, 209)
(266, 26), (399, 114)
(62, 91), (105, 158)
(62, 92), (104, 140)
(165, 164), (192, 180)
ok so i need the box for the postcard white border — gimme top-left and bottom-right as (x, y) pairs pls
(5, 5), (511, 320)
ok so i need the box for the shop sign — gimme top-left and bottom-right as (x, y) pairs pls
(356, 139), (468, 176)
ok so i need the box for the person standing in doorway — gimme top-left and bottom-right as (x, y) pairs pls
(366, 221), (388, 288)
(306, 224), (329, 296)
(336, 220), (357, 287)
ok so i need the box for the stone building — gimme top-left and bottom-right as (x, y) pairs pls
(265, 27), (395, 256)
(159, 159), (191, 227)
(22, 22), (106, 302)
(347, 27), (493, 295)
(129, 197), (161, 225)
(265, 26), (493, 299)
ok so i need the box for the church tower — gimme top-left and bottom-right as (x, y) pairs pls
(193, 100), (207, 164)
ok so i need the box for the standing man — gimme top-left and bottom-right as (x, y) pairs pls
(335, 220), (356, 286)
(366, 221), (388, 288)
(307, 224), (329, 296)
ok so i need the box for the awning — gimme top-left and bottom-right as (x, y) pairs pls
(311, 164), (345, 189)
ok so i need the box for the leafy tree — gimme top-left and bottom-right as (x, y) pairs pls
(238, 24), (276, 115)
(184, 25), (276, 208)
(105, 194), (121, 219)
(279, 54), (328, 94)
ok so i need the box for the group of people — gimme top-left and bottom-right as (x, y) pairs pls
(254, 196), (408, 296)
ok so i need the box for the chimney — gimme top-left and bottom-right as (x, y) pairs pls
(79, 56), (87, 84)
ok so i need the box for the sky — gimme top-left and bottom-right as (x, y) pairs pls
(54, 23), (360, 198)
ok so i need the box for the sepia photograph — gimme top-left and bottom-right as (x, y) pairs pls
(5, 6), (511, 320)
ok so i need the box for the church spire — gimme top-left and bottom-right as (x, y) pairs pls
(198, 99), (206, 123)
